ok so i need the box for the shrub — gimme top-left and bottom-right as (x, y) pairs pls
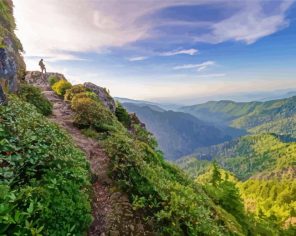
(72, 97), (115, 132)
(115, 102), (131, 128)
(64, 84), (89, 101)
(48, 75), (59, 86)
(52, 80), (72, 96)
(71, 92), (99, 108)
(17, 83), (52, 116)
(0, 96), (92, 235)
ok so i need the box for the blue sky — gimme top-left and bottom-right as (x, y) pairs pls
(14, 0), (296, 104)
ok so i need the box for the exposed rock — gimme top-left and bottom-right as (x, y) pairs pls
(84, 82), (116, 113)
(25, 71), (66, 91)
(130, 113), (146, 129)
(0, 85), (7, 105)
(0, 38), (18, 102)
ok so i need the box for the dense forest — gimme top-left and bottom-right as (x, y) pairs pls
(180, 96), (296, 139)
(177, 134), (296, 233)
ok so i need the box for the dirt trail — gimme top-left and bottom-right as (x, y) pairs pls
(27, 72), (146, 236)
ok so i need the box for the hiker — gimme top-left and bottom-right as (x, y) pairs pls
(39, 59), (46, 74)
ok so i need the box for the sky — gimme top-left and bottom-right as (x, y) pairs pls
(13, 0), (296, 104)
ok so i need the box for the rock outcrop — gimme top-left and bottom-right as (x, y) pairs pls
(25, 71), (66, 91)
(0, 0), (26, 104)
(0, 84), (6, 105)
(84, 82), (116, 113)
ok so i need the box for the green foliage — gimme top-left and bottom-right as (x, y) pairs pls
(179, 133), (296, 180)
(240, 178), (296, 228)
(200, 165), (247, 228)
(52, 79), (72, 96)
(181, 96), (296, 140)
(71, 95), (116, 132)
(64, 84), (89, 101)
(0, 96), (92, 235)
(71, 91), (99, 107)
(115, 102), (131, 128)
(48, 75), (60, 86)
(102, 132), (238, 235)
(0, 0), (23, 51)
(17, 83), (52, 116)
(250, 115), (296, 139)
(67, 87), (249, 234)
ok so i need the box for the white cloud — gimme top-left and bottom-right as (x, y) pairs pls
(197, 73), (225, 78)
(13, 0), (293, 60)
(160, 48), (198, 56)
(174, 61), (215, 71)
(128, 56), (148, 61)
(195, 0), (294, 44)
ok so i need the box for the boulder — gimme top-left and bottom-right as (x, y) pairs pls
(0, 85), (7, 105)
(84, 82), (116, 113)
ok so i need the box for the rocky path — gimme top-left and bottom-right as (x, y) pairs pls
(27, 72), (147, 236)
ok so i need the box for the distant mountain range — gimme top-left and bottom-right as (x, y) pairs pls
(122, 102), (244, 160)
(121, 95), (296, 160)
(180, 96), (296, 136)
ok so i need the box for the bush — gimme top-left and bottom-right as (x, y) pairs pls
(72, 96), (115, 132)
(17, 83), (52, 116)
(115, 102), (131, 128)
(0, 96), (92, 235)
(48, 75), (59, 86)
(71, 92), (99, 108)
(64, 84), (89, 101)
(52, 80), (72, 96)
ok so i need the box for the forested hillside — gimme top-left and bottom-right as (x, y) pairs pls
(177, 133), (296, 179)
(123, 102), (243, 160)
(177, 134), (296, 232)
(180, 96), (296, 139)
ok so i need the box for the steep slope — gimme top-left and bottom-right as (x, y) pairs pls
(180, 100), (261, 125)
(25, 72), (146, 235)
(193, 164), (296, 233)
(180, 96), (296, 137)
(177, 133), (296, 180)
(15, 72), (262, 235)
(0, 96), (92, 235)
(0, 0), (25, 98)
(123, 102), (239, 160)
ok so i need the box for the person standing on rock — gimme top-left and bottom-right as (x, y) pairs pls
(39, 59), (46, 74)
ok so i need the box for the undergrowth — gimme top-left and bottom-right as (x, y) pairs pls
(0, 96), (92, 235)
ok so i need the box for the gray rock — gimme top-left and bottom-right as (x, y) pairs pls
(0, 85), (7, 105)
(84, 82), (116, 113)
(25, 71), (66, 91)
(0, 38), (18, 101)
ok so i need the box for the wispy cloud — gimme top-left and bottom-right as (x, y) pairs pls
(174, 61), (215, 71)
(128, 56), (148, 61)
(160, 48), (198, 56)
(194, 0), (294, 44)
(14, 0), (293, 59)
(197, 73), (225, 78)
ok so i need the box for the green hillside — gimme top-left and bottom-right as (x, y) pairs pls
(180, 96), (296, 138)
(180, 100), (262, 125)
(177, 134), (296, 231)
(123, 102), (244, 160)
(177, 133), (296, 180)
(0, 97), (92, 235)
(193, 164), (296, 233)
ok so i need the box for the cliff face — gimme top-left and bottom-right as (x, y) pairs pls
(0, 0), (25, 104)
